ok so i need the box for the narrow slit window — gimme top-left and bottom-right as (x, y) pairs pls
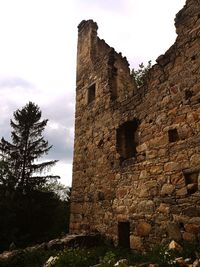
(110, 67), (117, 100)
(88, 83), (96, 104)
(168, 129), (179, 143)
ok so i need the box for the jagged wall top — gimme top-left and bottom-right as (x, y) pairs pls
(175, 0), (200, 38)
(78, 20), (98, 33)
(71, 0), (200, 249)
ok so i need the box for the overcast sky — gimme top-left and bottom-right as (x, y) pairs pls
(0, 0), (185, 186)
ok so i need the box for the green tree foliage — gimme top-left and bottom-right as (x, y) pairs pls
(0, 186), (70, 252)
(0, 102), (70, 252)
(0, 160), (15, 188)
(131, 60), (152, 88)
(0, 102), (59, 192)
(42, 180), (71, 202)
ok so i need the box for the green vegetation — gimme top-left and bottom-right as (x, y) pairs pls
(0, 104), (199, 267)
(99, 251), (116, 267)
(131, 60), (152, 87)
(0, 249), (55, 267)
(0, 102), (70, 252)
(0, 241), (200, 267)
(0, 101), (59, 192)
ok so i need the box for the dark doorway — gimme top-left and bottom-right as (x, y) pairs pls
(118, 221), (130, 248)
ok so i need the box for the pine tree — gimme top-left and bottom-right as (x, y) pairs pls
(0, 102), (59, 192)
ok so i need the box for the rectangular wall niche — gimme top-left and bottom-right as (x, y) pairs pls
(168, 128), (179, 143)
(116, 119), (138, 161)
(184, 170), (199, 194)
(87, 83), (96, 104)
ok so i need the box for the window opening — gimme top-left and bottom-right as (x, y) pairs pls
(88, 83), (96, 104)
(116, 120), (138, 161)
(184, 171), (199, 194)
(168, 129), (179, 143)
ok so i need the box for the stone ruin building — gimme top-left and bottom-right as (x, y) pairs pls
(70, 0), (200, 250)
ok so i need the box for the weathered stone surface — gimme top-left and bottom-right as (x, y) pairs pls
(167, 223), (182, 241)
(116, 206), (126, 214)
(137, 200), (155, 213)
(182, 231), (196, 242)
(136, 143), (147, 153)
(189, 217), (200, 224)
(174, 257), (191, 266)
(43, 256), (59, 267)
(164, 162), (180, 172)
(130, 235), (143, 251)
(161, 184), (175, 196)
(173, 214), (189, 225)
(185, 223), (200, 234)
(149, 165), (163, 175)
(176, 187), (187, 196)
(114, 259), (128, 267)
(70, 203), (83, 214)
(139, 188), (149, 198)
(157, 203), (170, 214)
(139, 170), (148, 179)
(168, 240), (183, 252)
(192, 259), (200, 267)
(70, 0), (200, 250)
(182, 207), (200, 217)
(136, 222), (152, 237)
(190, 154), (200, 166)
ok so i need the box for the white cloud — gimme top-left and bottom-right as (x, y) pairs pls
(50, 161), (73, 186)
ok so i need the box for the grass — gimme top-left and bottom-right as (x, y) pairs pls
(0, 241), (200, 267)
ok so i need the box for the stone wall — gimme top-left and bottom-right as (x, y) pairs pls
(70, 0), (200, 250)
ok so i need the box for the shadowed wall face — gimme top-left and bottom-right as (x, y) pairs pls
(70, 0), (200, 249)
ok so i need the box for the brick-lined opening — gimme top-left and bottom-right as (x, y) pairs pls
(116, 120), (138, 161)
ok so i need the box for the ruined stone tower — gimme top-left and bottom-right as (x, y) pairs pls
(70, 0), (200, 249)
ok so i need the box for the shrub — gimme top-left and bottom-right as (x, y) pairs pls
(131, 60), (152, 87)
(1, 241), (199, 267)
(55, 247), (102, 267)
(0, 249), (53, 267)
(99, 251), (116, 267)
(55, 246), (142, 267)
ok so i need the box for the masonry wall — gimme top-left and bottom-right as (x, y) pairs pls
(70, 0), (200, 250)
